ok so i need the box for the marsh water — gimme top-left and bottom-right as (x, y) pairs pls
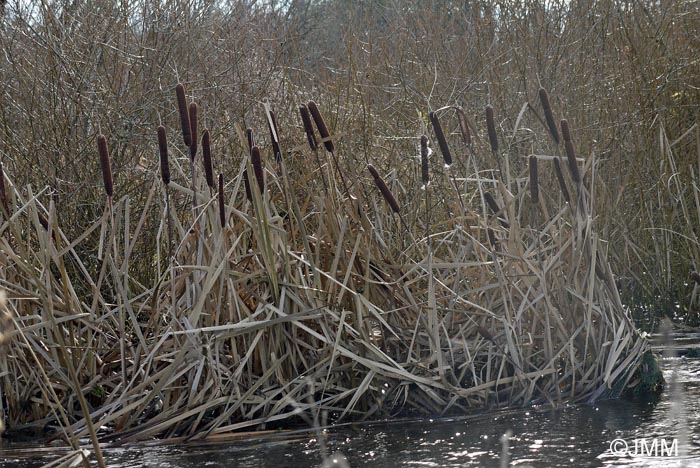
(2, 333), (699, 468)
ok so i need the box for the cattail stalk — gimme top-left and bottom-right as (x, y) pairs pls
(157, 126), (170, 185)
(0, 162), (9, 215)
(560, 119), (581, 183)
(529, 156), (539, 204)
(307, 100), (334, 152)
(367, 164), (400, 213)
(538, 88), (560, 145)
(428, 111), (453, 166)
(251, 146), (265, 194)
(97, 135), (113, 198)
(189, 102), (198, 161)
(420, 135), (430, 187)
(202, 129), (214, 189)
(553, 158), (571, 204)
(218, 173), (226, 228)
(176, 83), (191, 147)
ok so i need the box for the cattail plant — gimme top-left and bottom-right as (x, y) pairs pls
(484, 191), (509, 228)
(251, 146), (265, 194)
(175, 83), (191, 147)
(455, 106), (472, 147)
(538, 88), (560, 145)
(157, 126), (170, 185)
(267, 109), (282, 163)
(0, 162), (9, 215)
(202, 129), (215, 189)
(529, 156), (539, 204)
(242, 169), (252, 201)
(428, 111), (453, 166)
(367, 164), (400, 213)
(189, 102), (199, 161)
(485, 105), (499, 153)
(560, 119), (581, 183)
(420, 135), (430, 188)
(97, 135), (113, 198)
(218, 173), (226, 228)
(307, 100), (334, 152)
(246, 127), (255, 153)
(298, 104), (317, 151)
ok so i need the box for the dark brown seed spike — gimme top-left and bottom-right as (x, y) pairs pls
(189, 102), (198, 160)
(420, 135), (430, 187)
(485, 105), (499, 152)
(298, 105), (317, 151)
(690, 271), (700, 286)
(251, 146), (265, 194)
(218, 173), (226, 228)
(538, 88), (560, 145)
(560, 119), (580, 183)
(246, 127), (255, 153)
(428, 111), (453, 166)
(97, 134), (113, 197)
(307, 100), (334, 152)
(175, 83), (191, 147)
(529, 156), (539, 204)
(242, 169), (252, 201)
(368, 164), (400, 213)
(157, 126), (170, 185)
(202, 129), (214, 188)
(483, 191), (500, 215)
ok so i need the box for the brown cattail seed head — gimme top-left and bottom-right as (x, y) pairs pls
(420, 135), (430, 187)
(485, 105), (499, 152)
(97, 134), (113, 197)
(307, 100), (334, 152)
(175, 83), (191, 147)
(690, 271), (700, 286)
(246, 127), (255, 153)
(529, 156), (539, 204)
(553, 158), (571, 204)
(242, 169), (252, 201)
(298, 105), (317, 151)
(188, 102), (198, 160)
(268, 110), (282, 163)
(367, 164), (400, 213)
(484, 191), (509, 228)
(428, 111), (452, 166)
(218, 173), (225, 228)
(202, 129), (214, 188)
(0, 162), (9, 215)
(251, 146), (265, 193)
(157, 126), (170, 185)
(560, 119), (580, 183)
(538, 88), (560, 145)
(456, 106), (472, 147)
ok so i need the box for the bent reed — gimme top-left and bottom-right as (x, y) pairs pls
(0, 85), (648, 457)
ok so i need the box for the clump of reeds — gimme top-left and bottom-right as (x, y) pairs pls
(428, 111), (453, 166)
(560, 119), (580, 183)
(367, 164), (400, 213)
(538, 87), (560, 145)
(97, 135), (113, 198)
(175, 83), (191, 147)
(202, 129), (214, 189)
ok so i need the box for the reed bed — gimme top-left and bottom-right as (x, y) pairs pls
(0, 87), (648, 460)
